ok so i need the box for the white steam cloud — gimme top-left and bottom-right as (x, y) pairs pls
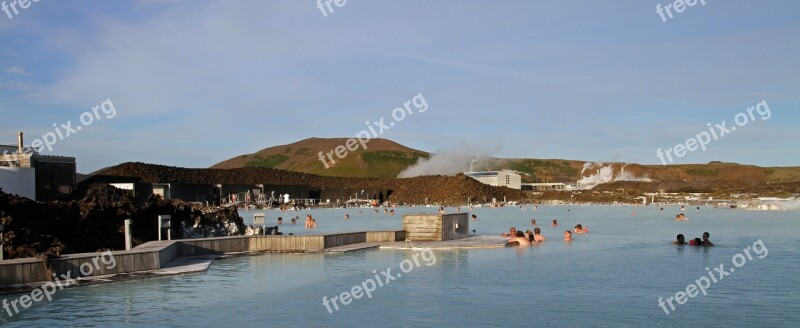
(398, 143), (501, 178)
(577, 162), (652, 188)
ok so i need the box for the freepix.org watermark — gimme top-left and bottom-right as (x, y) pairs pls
(2, 250), (117, 318)
(657, 239), (768, 315)
(656, 0), (707, 22)
(317, 93), (428, 169)
(316, 0), (347, 17)
(1, 0), (39, 20)
(322, 247), (437, 314)
(656, 100), (770, 165)
(2, 98), (116, 163)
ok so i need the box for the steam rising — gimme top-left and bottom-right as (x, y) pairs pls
(577, 162), (652, 188)
(398, 143), (501, 178)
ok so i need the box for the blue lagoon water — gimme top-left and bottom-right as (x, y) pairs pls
(2, 205), (799, 327)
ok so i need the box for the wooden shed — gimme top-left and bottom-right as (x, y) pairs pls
(402, 213), (469, 241)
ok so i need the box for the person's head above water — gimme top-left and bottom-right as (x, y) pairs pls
(703, 232), (710, 240)
(534, 227), (541, 235)
(516, 231), (524, 238)
(564, 231), (572, 240)
(692, 238), (702, 245)
(552, 219), (558, 225)
(676, 234), (685, 243)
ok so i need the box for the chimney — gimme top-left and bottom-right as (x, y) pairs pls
(17, 132), (23, 155)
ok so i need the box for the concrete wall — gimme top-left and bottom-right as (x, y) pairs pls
(0, 166), (36, 200)
(0, 230), (405, 287)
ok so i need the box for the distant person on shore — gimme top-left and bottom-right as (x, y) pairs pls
(551, 219), (558, 227)
(506, 231), (532, 246)
(563, 231), (572, 241)
(531, 219), (537, 226)
(702, 232), (714, 247)
(277, 217), (283, 225)
(471, 214), (477, 221)
(672, 234), (686, 245)
(533, 227), (546, 243)
(501, 227), (517, 238)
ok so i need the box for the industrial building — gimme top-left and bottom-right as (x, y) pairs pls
(0, 132), (76, 201)
(463, 170), (521, 189)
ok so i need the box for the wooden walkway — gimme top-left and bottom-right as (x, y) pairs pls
(324, 242), (381, 253)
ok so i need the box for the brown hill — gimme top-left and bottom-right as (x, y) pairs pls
(211, 137), (428, 179)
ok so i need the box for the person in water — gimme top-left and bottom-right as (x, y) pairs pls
(675, 213), (688, 221)
(533, 227), (546, 243)
(531, 219), (537, 226)
(291, 217), (296, 225)
(344, 214), (350, 220)
(506, 231), (532, 246)
(563, 231), (572, 241)
(471, 214), (477, 221)
(277, 217), (283, 225)
(673, 234), (687, 245)
(689, 238), (702, 246)
(702, 232), (714, 247)
(574, 224), (588, 234)
(524, 230), (534, 243)
(551, 219), (558, 227)
(501, 227), (517, 238)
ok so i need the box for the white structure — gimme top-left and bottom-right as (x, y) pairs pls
(464, 170), (521, 189)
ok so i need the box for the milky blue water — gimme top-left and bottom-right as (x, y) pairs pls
(2, 205), (798, 327)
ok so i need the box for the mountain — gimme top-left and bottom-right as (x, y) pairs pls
(211, 138), (800, 192)
(211, 138), (429, 179)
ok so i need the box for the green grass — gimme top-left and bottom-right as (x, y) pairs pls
(244, 154), (290, 168)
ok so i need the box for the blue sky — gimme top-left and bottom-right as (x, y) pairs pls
(0, 0), (798, 173)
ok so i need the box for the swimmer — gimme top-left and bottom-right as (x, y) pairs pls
(574, 224), (588, 234)
(631, 211), (637, 217)
(439, 207), (445, 214)
(660, 207), (664, 211)
(701, 232), (714, 247)
(696, 206), (700, 211)
(533, 227), (546, 243)
(689, 237), (702, 246)
(524, 230), (533, 242)
(551, 219), (558, 227)
(277, 217), (283, 225)
(506, 231), (532, 246)
(563, 231), (572, 241)
(390, 209), (395, 215)
(291, 218), (296, 225)
(344, 214), (350, 220)
(471, 214), (477, 221)
(531, 219), (537, 226)
(672, 234), (686, 245)
(534, 205), (538, 211)
(304, 214), (314, 229)
(501, 227), (517, 238)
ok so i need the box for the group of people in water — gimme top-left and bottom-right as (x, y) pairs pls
(673, 232), (714, 246)
(502, 220), (589, 246)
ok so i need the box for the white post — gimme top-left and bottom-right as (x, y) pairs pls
(158, 215), (172, 241)
(124, 219), (132, 250)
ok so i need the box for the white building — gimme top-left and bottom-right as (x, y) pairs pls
(464, 170), (522, 189)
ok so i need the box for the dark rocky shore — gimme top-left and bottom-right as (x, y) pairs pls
(0, 185), (244, 260)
